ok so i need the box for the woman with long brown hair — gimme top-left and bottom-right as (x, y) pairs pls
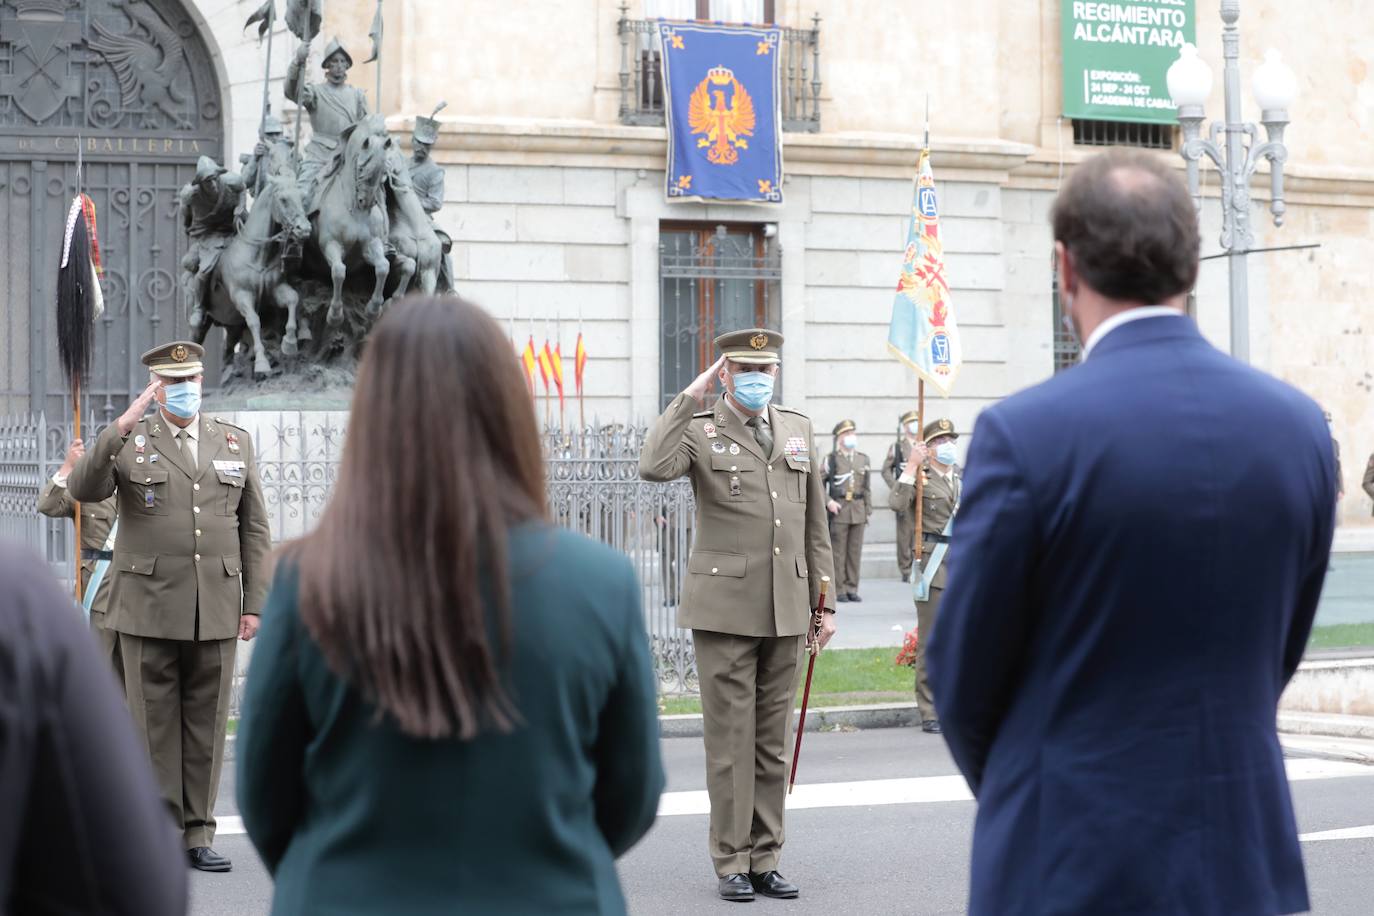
(237, 296), (664, 915)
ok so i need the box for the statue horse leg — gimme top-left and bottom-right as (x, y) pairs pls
(277, 281), (303, 358)
(323, 238), (347, 327)
(229, 283), (273, 379)
(387, 251), (416, 309)
(220, 324), (246, 386)
(364, 237), (390, 320)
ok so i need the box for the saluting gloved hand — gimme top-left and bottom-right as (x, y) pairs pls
(685, 354), (727, 407)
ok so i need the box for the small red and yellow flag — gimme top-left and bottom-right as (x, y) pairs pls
(550, 341), (565, 409)
(521, 336), (538, 394)
(574, 332), (588, 396)
(536, 339), (552, 392)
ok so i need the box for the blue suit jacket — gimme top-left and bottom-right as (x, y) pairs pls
(928, 315), (1336, 916)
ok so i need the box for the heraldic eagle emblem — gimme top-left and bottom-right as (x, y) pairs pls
(689, 66), (756, 166)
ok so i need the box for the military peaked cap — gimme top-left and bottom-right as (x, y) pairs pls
(832, 419), (856, 437)
(900, 409), (920, 427)
(715, 327), (782, 366)
(922, 417), (958, 444)
(142, 341), (205, 379)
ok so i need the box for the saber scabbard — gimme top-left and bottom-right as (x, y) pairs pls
(788, 575), (829, 795)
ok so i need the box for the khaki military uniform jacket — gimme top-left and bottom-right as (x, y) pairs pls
(823, 450), (873, 525)
(67, 413), (272, 641)
(36, 482), (117, 617)
(640, 393), (836, 637)
(888, 463), (961, 591)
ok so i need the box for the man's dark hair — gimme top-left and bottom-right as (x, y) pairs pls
(1051, 149), (1200, 304)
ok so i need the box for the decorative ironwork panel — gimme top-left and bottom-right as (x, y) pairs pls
(0, 0), (225, 419)
(660, 223), (782, 409)
(618, 10), (821, 132)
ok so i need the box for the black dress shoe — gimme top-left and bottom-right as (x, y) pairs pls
(718, 873), (755, 902)
(901, 573), (910, 583)
(922, 720), (942, 734)
(836, 593), (851, 603)
(847, 593), (862, 602)
(749, 871), (799, 899)
(187, 847), (232, 872)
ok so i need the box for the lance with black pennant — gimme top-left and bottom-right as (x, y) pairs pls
(284, 0), (323, 161)
(56, 146), (105, 603)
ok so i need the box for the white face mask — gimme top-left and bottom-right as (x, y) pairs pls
(841, 434), (857, 450)
(906, 421), (920, 436)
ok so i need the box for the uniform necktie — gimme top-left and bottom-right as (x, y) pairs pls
(746, 416), (772, 456)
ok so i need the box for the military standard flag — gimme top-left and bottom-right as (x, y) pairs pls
(574, 332), (587, 396)
(659, 22), (783, 203)
(887, 149), (962, 395)
(549, 341), (565, 411)
(521, 336), (538, 395)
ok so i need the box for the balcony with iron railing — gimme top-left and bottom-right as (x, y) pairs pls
(616, 4), (822, 133)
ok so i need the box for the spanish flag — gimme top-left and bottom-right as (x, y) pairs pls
(574, 332), (587, 396)
(536, 339), (552, 393)
(550, 341), (565, 410)
(521, 336), (538, 394)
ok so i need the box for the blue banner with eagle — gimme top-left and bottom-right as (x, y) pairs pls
(659, 21), (783, 204)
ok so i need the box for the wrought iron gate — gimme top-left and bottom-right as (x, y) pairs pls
(0, 0), (225, 419)
(659, 223), (782, 410)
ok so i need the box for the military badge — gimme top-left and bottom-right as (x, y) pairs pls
(145, 489), (155, 508)
(729, 443), (741, 455)
(711, 442), (727, 454)
(226, 432), (240, 454)
(703, 422), (718, 439)
(171, 344), (189, 363)
(749, 333), (768, 350)
(135, 456), (144, 464)
(730, 476), (742, 498)
(149, 454), (159, 463)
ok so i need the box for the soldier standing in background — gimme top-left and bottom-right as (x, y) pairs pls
(37, 438), (122, 681)
(882, 409), (923, 582)
(888, 418), (961, 734)
(640, 328), (835, 903)
(68, 341), (272, 873)
(824, 419), (872, 602)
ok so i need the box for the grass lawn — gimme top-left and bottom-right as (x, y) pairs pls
(1307, 622), (1374, 651)
(660, 647), (912, 717)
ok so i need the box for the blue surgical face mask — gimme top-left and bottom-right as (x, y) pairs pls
(730, 371), (774, 412)
(906, 421), (920, 436)
(841, 434), (857, 450)
(935, 442), (958, 466)
(162, 380), (202, 419)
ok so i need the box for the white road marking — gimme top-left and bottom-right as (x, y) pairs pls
(1300, 825), (1374, 843)
(213, 757), (1374, 834)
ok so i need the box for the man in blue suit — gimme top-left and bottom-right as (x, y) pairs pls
(928, 149), (1337, 916)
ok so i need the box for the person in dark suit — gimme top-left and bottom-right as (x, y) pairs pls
(928, 149), (1337, 916)
(0, 541), (188, 916)
(237, 295), (664, 916)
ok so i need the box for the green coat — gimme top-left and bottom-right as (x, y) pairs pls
(237, 524), (664, 916)
(67, 414), (272, 640)
(888, 463), (961, 591)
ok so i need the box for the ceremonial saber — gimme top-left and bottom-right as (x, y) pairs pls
(788, 574), (829, 795)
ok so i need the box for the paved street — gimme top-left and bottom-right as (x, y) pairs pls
(194, 728), (1374, 915)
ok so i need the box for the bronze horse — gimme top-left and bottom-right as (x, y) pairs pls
(193, 174), (311, 380)
(311, 114), (393, 326)
(385, 147), (444, 300)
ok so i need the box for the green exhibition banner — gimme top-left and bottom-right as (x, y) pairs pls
(1061, 0), (1196, 124)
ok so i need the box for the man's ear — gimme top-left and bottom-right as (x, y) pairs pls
(1055, 241), (1077, 299)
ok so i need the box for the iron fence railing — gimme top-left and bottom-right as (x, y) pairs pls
(0, 413), (699, 702)
(617, 6), (822, 133)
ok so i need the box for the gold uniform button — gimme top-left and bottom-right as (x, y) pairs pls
(775, 519), (781, 527)
(768, 465), (774, 472)
(730, 465), (738, 472)
(194, 554), (201, 562)
(771, 491), (778, 499)
(774, 547), (781, 556)
(711, 567), (719, 574)
(193, 483), (200, 491)
(195, 529), (202, 537)
(193, 506), (201, 514)
(144, 477), (151, 484)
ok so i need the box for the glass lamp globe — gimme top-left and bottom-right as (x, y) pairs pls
(1167, 43), (1213, 107)
(1252, 49), (1298, 112)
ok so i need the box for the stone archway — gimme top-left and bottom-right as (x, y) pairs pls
(0, 0), (226, 418)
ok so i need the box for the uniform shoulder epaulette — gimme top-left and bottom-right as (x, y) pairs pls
(692, 409), (713, 418)
(213, 416), (248, 431)
(772, 404), (808, 418)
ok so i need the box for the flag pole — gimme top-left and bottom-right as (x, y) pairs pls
(913, 105), (929, 597)
(72, 144), (84, 603)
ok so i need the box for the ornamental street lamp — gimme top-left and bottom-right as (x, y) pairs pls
(1166, 0), (1297, 364)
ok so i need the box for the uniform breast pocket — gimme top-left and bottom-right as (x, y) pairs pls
(784, 455), (810, 502)
(710, 454), (756, 502)
(215, 469), (246, 516)
(131, 468), (170, 516)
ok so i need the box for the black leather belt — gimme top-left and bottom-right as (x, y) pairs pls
(922, 533), (951, 544)
(81, 548), (114, 561)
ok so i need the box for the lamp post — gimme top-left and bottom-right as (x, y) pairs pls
(1166, 0), (1297, 364)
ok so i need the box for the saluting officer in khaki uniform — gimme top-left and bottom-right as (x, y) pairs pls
(824, 419), (872, 602)
(38, 438), (121, 679)
(882, 409), (923, 582)
(888, 418), (960, 734)
(69, 341), (271, 874)
(640, 328), (836, 903)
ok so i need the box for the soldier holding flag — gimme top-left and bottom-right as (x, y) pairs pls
(285, 35), (369, 204)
